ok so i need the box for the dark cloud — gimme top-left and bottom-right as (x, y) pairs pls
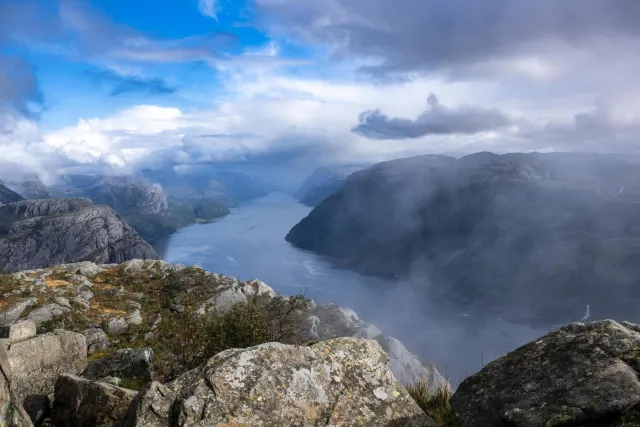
(257, 0), (640, 78)
(86, 70), (177, 96)
(352, 94), (512, 139)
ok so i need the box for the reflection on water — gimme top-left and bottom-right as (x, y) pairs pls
(162, 192), (551, 384)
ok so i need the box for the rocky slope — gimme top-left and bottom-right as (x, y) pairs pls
(287, 152), (640, 323)
(1, 175), (51, 200)
(296, 165), (366, 206)
(49, 174), (230, 243)
(0, 182), (25, 205)
(0, 199), (157, 272)
(0, 260), (446, 390)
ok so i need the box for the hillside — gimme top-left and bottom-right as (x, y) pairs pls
(286, 152), (640, 324)
(0, 199), (157, 272)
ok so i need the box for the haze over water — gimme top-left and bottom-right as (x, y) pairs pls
(162, 192), (553, 385)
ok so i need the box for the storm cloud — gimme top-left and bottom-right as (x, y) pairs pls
(256, 0), (640, 78)
(352, 94), (512, 139)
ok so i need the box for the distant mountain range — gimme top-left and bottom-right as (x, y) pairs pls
(287, 152), (640, 324)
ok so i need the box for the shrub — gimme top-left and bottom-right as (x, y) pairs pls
(155, 294), (311, 381)
(405, 381), (457, 427)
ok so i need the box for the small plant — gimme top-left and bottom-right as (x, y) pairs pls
(405, 381), (458, 427)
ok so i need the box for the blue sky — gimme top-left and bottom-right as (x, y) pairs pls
(1, 0), (640, 182)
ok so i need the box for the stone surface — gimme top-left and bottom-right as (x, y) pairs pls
(26, 303), (70, 325)
(1, 330), (87, 423)
(0, 320), (36, 342)
(82, 348), (154, 382)
(0, 198), (157, 273)
(82, 328), (109, 355)
(451, 319), (640, 427)
(0, 348), (34, 427)
(52, 374), (136, 427)
(127, 337), (434, 426)
(0, 299), (37, 327)
(119, 382), (176, 427)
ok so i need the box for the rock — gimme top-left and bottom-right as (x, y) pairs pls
(107, 318), (128, 335)
(52, 374), (137, 427)
(82, 348), (154, 383)
(0, 320), (37, 342)
(70, 297), (90, 310)
(66, 262), (104, 278)
(26, 303), (70, 325)
(0, 183), (25, 205)
(130, 338), (434, 426)
(0, 299), (37, 327)
(125, 309), (143, 326)
(0, 198), (158, 273)
(1, 330), (87, 423)
(0, 349), (34, 427)
(101, 376), (121, 386)
(119, 381), (175, 427)
(82, 328), (109, 355)
(53, 297), (71, 309)
(451, 319), (640, 427)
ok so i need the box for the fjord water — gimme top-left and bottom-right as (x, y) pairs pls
(162, 192), (550, 384)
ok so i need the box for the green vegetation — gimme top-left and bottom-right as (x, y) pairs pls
(155, 294), (310, 380)
(405, 382), (458, 427)
(193, 198), (230, 221)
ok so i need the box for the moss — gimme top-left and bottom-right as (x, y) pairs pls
(545, 414), (576, 427)
(119, 377), (148, 391)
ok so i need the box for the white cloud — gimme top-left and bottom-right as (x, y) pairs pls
(198, 0), (218, 19)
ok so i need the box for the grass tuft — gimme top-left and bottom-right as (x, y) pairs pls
(405, 381), (458, 427)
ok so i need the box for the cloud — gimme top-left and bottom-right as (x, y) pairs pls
(86, 69), (177, 96)
(352, 94), (512, 140)
(0, 56), (43, 118)
(256, 0), (640, 79)
(198, 0), (218, 19)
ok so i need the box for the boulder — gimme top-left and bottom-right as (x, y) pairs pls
(0, 320), (37, 342)
(26, 303), (70, 325)
(451, 320), (640, 427)
(119, 382), (176, 427)
(52, 374), (137, 427)
(1, 330), (86, 424)
(122, 337), (434, 426)
(0, 348), (34, 427)
(82, 348), (154, 383)
(0, 299), (37, 327)
(82, 328), (109, 355)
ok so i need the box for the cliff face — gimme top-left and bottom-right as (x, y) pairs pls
(286, 152), (640, 323)
(0, 199), (157, 272)
(0, 183), (25, 205)
(89, 176), (170, 218)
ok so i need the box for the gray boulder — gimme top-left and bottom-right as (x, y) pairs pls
(26, 303), (70, 325)
(121, 337), (434, 427)
(119, 382), (176, 427)
(1, 330), (86, 423)
(0, 348), (33, 427)
(82, 348), (154, 383)
(0, 198), (157, 273)
(52, 374), (137, 427)
(82, 328), (109, 355)
(451, 319), (640, 427)
(0, 299), (37, 327)
(0, 320), (36, 341)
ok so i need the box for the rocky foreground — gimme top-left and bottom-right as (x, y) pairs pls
(2, 260), (639, 426)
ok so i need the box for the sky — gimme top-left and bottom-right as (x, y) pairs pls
(1, 0), (640, 183)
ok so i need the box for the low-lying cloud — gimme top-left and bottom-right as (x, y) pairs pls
(352, 94), (512, 140)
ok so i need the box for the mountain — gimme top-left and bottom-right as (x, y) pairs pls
(142, 167), (273, 206)
(0, 182), (25, 205)
(48, 175), (230, 243)
(1, 175), (52, 200)
(296, 165), (366, 206)
(0, 198), (157, 272)
(286, 152), (640, 323)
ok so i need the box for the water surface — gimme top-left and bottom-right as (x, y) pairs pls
(163, 192), (551, 384)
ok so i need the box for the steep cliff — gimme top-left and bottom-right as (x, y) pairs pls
(0, 183), (25, 205)
(0, 199), (157, 272)
(286, 152), (640, 323)
(296, 165), (366, 206)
